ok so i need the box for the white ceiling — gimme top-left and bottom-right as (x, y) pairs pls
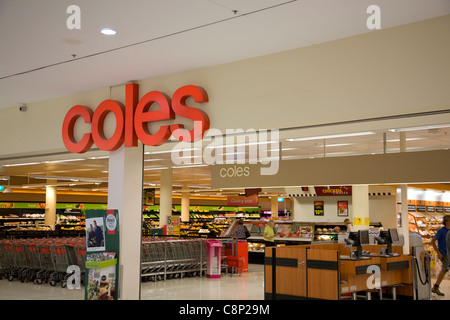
(1, 0), (450, 109)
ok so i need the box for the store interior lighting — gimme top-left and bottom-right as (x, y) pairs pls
(100, 28), (117, 35)
(388, 124), (450, 132)
(286, 131), (376, 142)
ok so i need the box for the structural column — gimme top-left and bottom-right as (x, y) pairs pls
(160, 167), (173, 228)
(181, 185), (190, 223)
(271, 196), (278, 218)
(44, 180), (57, 229)
(352, 185), (370, 231)
(289, 198), (295, 220)
(108, 143), (143, 300)
(400, 132), (410, 254)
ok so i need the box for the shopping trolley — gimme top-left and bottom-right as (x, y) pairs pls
(48, 243), (70, 287)
(35, 243), (55, 284)
(0, 240), (15, 281)
(65, 237), (86, 286)
(166, 241), (183, 279)
(11, 241), (29, 282)
(184, 240), (203, 278)
(141, 240), (166, 282)
(75, 242), (86, 285)
(23, 241), (41, 282)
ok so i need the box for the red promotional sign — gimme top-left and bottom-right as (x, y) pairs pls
(227, 195), (258, 207)
(62, 84), (210, 153)
(314, 186), (352, 196)
(105, 209), (117, 235)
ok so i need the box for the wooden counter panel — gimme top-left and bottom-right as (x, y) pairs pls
(265, 246), (307, 298)
(307, 249), (340, 300)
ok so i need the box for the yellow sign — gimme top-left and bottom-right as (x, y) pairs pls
(364, 217), (370, 225)
(353, 217), (363, 226)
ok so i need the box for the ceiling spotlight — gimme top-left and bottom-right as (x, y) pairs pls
(100, 28), (117, 35)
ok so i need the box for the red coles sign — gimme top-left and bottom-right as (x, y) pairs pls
(62, 84), (210, 153)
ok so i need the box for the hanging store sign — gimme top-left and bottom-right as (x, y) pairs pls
(314, 186), (352, 196)
(226, 195), (258, 207)
(62, 83), (210, 153)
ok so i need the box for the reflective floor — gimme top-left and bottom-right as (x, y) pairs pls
(0, 264), (449, 300)
(140, 264), (265, 300)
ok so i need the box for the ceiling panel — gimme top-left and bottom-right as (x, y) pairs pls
(1, 0), (449, 108)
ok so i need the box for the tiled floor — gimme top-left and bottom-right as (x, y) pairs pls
(0, 264), (449, 300)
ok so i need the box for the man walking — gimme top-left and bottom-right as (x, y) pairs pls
(431, 215), (450, 296)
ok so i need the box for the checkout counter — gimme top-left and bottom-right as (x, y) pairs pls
(265, 228), (427, 300)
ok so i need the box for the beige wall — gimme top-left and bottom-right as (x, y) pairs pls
(1, 15), (450, 160)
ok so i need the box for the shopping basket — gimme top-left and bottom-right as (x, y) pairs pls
(226, 256), (244, 276)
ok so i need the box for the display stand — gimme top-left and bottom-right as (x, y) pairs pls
(84, 209), (120, 300)
(206, 240), (222, 278)
(85, 258), (117, 300)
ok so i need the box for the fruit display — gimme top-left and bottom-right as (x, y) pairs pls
(58, 213), (85, 231)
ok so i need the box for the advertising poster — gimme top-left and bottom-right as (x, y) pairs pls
(86, 217), (106, 252)
(337, 201), (348, 217)
(143, 188), (155, 206)
(314, 201), (324, 216)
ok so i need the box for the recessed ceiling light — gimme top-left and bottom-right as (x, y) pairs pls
(100, 28), (117, 35)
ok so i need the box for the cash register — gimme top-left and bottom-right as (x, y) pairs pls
(375, 228), (400, 256)
(343, 230), (371, 260)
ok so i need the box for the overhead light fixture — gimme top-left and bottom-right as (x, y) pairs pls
(315, 143), (354, 148)
(388, 124), (450, 132)
(172, 164), (208, 169)
(2, 162), (40, 167)
(286, 131), (376, 142)
(145, 148), (200, 155)
(100, 28), (117, 35)
(384, 138), (424, 142)
(42, 158), (85, 164)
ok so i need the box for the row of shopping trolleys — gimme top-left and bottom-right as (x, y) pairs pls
(1, 237), (238, 287)
(141, 238), (208, 282)
(0, 237), (86, 288)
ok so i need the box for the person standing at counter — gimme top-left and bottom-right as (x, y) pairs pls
(431, 215), (450, 296)
(344, 219), (353, 232)
(264, 220), (275, 247)
(229, 219), (250, 240)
